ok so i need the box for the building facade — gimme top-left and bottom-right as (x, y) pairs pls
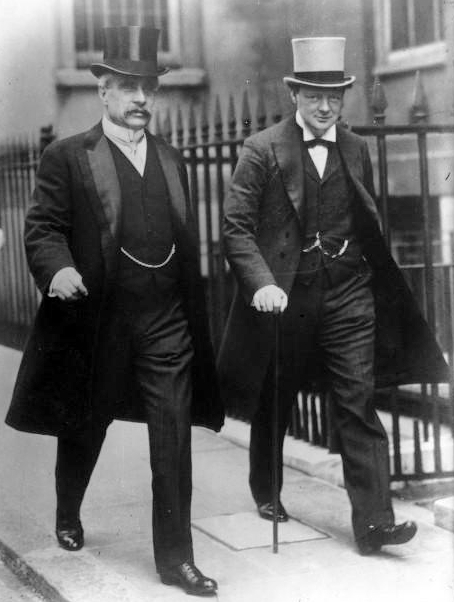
(1, 0), (453, 263)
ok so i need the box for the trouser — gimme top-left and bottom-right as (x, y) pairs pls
(249, 266), (395, 539)
(56, 294), (194, 570)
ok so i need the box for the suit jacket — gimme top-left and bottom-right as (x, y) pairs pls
(6, 123), (224, 436)
(218, 117), (449, 419)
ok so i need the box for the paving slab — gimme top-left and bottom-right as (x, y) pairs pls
(192, 512), (327, 551)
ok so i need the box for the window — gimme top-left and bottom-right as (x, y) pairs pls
(390, 0), (442, 51)
(73, 0), (176, 68)
(374, 0), (447, 75)
(56, 0), (206, 89)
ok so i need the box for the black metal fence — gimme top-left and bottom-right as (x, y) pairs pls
(152, 73), (454, 482)
(0, 76), (453, 481)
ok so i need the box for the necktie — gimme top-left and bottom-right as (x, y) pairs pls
(304, 138), (334, 149)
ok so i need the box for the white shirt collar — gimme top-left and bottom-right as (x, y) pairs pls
(102, 116), (145, 146)
(295, 111), (337, 142)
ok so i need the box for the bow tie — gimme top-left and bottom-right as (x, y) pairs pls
(304, 138), (334, 149)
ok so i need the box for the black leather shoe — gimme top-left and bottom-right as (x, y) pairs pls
(56, 519), (84, 552)
(357, 521), (417, 555)
(257, 500), (289, 522)
(160, 562), (218, 596)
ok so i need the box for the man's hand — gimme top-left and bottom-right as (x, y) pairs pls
(49, 267), (88, 301)
(251, 285), (288, 314)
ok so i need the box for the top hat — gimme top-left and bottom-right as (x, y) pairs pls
(283, 37), (355, 88)
(90, 26), (169, 78)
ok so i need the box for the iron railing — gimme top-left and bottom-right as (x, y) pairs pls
(152, 73), (454, 482)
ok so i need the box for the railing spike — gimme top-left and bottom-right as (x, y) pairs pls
(256, 86), (266, 131)
(163, 108), (172, 144)
(188, 101), (197, 145)
(228, 95), (237, 139)
(39, 124), (55, 153)
(371, 76), (388, 125)
(153, 110), (161, 137)
(214, 95), (223, 140)
(410, 70), (429, 123)
(176, 104), (184, 148)
(201, 100), (209, 143)
(242, 89), (251, 137)
(272, 83), (282, 123)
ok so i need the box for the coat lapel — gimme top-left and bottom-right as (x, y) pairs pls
(272, 117), (304, 222)
(152, 133), (187, 225)
(76, 123), (121, 275)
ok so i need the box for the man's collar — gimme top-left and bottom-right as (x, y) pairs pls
(295, 111), (336, 142)
(102, 116), (145, 145)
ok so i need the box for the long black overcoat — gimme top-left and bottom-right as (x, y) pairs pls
(6, 123), (224, 436)
(218, 117), (449, 418)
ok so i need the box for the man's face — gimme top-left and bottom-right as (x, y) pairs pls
(291, 85), (344, 136)
(99, 74), (158, 130)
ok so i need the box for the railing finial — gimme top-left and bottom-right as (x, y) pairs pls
(201, 99), (209, 143)
(272, 83), (282, 123)
(39, 124), (55, 154)
(242, 89), (251, 138)
(163, 108), (172, 144)
(176, 104), (184, 148)
(256, 85), (266, 131)
(410, 70), (429, 124)
(214, 95), (223, 140)
(228, 94), (237, 139)
(153, 110), (161, 137)
(371, 76), (388, 125)
(188, 101), (197, 145)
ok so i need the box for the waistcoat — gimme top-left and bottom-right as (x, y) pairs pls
(297, 142), (362, 284)
(108, 138), (180, 298)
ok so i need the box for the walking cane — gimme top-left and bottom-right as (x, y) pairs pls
(272, 311), (281, 553)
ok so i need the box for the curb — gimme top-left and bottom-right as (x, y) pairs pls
(0, 538), (71, 602)
(219, 416), (454, 531)
(434, 496), (454, 532)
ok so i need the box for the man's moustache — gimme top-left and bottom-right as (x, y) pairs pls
(126, 109), (150, 118)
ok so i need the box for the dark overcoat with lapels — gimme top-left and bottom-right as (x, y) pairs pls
(6, 123), (224, 436)
(217, 117), (450, 419)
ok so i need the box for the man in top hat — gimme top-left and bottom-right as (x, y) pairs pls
(6, 26), (223, 596)
(218, 37), (449, 554)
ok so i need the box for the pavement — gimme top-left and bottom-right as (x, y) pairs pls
(0, 344), (453, 602)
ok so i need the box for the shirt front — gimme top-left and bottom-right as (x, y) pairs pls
(295, 112), (336, 179)
(102, 116), (147, 176)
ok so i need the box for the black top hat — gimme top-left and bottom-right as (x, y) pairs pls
(90, 26), (169, 78)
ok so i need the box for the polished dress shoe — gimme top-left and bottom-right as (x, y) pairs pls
(56, 519), (84, 552)
(160, 562), (217, 596)
(257, 500), (289, 522)
(356, 521), (417, 555)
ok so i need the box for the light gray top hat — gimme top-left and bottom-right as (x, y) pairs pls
(283, 37), (356, 88)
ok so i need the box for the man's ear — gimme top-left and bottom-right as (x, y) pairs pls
(98, 83), (107, 105)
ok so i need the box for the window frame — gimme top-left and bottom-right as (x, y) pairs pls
(56, 0), (205, 89)
(373, 0), (447, 76)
